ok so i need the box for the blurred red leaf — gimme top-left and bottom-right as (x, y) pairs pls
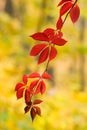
(56, 17), (63, 30)
(29, 80), (39, 91)
(42, 72), (52, 80)
(33, 99), (43, 105)
(57, 31), (63, 38)
(28, 72), (40, 78)
(60, 2), (73, 16)
(52, 38), (67, 46)
(30, 44), (47, 56)
(58, 0), (72, 6)
(34, 82), (41, 95)
(44, 28), (54, 37)
(70, 4), (80, 23)
(30, 32), (49, 42)
(23, 75), (28, 84)
(30, 107), (36, 121)
(33, 106), (41, 116)
(16, 87), (24, 99)
(49, 46), (57, 61)
(40, 80), (46, 94)
(24, 106), (31, 113)
(38, 47), (49, 64)
(15, 83), (24, 91)
(25, 89), (30, 103)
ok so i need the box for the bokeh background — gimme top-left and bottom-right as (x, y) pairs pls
(0, 0), (87, 129)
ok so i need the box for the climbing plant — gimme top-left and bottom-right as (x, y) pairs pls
(15, 0), (80, 121)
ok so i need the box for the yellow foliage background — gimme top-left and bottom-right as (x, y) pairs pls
(0, 0), (87, 130)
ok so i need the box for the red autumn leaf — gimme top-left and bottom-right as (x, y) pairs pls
(60, 1), (73, 16)
(49, 46), (57, 61)
(33, 106), (41, 116)
(16, 87), (24, 99)
(58, 0), (72, 6)
(24, 106), (31, 113)
(30, 32), (49, 42)
(52, 38), (67, 46)
(57, 31), (63, 38)
(33, 99), (43, 105)
(56, 17), (63, 30)
(29, 80), (39, 91)
(34, 81), (41, 95)
(25, 89), (30, 103)
(15, 83), (24, 91)
(42, 72), (52, 80)
(40, 80), (46, 94)
(30, 44), (47, 56)
(44, 28), (54, 37)
(30, 107), (37, 121)
(70, 4), (80, 23)
(23, 75), (27, 84)
(26, 101), (32, 106)
(38, 47), (49, 64)
(28, 72), (40, 78)
(34, 80), (46, 95)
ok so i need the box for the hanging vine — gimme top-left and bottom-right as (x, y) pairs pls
(15, 0), (80, 121)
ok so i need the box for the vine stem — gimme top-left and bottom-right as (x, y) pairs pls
(45, 59), (50, 72)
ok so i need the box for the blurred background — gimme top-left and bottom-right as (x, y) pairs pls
(0, 0), (87, 129)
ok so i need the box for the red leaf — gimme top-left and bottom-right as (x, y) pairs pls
(30, 107), (36, 121)
(58, 0), (72, 6)
(40, 80), (46, 94)
(23, 75), (27, 84)
(30, 32), (49, 42)
(16, 87), (24, 99)
(30, 44), (47, 56)
(15, 83), (24, 91)
(44, 28), (55, 41)
(33, 99), (43, 105)
(57, 31), (63, 38)
(44, 28), (54, 37)
(60, 2), (73, 16)
(25, 89), (30, 103)
(26, 101), (32, 106)
(24, 106), (31, 113)
(42, 72), (52, 80)
(49, 46), (57, 61)
(28, 72), (40, 78)
(34, 82), (41, 95)
(29, 80), (39, 91)
(52, 38), (67, 46)
(38, 47), (49, 64)
(33, 106), (41, 116)
(70, 4), (80, 23)
(56, 17), (63, 30)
